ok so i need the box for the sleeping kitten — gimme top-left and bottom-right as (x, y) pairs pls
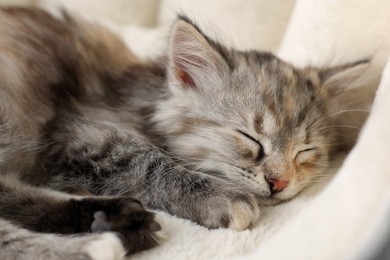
(0, 7), (367, 259)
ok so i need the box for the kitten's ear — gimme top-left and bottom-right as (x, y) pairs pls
(319, 59), (370, 90)
(168, 17), (229, 92)
(316, 59), (371, 150)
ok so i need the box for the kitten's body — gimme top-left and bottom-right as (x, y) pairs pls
(0, 7), (367, 259)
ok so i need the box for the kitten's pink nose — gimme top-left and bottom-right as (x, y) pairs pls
(266, 178), (289, 193)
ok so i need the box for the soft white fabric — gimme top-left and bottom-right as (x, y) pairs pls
(1, 0), (390, 259)
(0, 0), (31, 6)
(159, 0), (295, 52)
(47, 0), (160, 27)
(279, 0), (390, 68)
(121, 0), (296, 61)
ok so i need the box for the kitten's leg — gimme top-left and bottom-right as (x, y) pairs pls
(0, 176), (160, 255)
(46, 133), (261, 230)
(0, 218), (125, 260)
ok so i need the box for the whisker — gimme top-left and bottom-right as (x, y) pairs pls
(310, 109), (370, 126)
(334, 134), (358, 142)
(317, 124), (362, 132)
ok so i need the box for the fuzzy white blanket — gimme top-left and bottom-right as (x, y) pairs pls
(2, 0), (390, 259)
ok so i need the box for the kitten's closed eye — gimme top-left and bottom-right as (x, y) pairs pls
(236, 130), (265, 162)
(295, 148), (316, 164)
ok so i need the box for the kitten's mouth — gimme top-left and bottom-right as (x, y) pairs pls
(259, 196), (286, 206)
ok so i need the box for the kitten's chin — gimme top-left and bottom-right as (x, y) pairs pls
(259, 197), (285, 206)
(260, 190), (301, 206)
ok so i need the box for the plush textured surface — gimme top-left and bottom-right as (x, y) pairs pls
(121, 0), (296, 60)
(1, 0), (390, 259)
(159, 0), (295, 51)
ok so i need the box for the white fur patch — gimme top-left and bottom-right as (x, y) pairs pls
(83, 233), (125, 260)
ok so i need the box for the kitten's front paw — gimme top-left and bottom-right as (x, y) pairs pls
(227, 195), (261, 230)
(79, 197), (160, 255)
(201, 192), (260, 231)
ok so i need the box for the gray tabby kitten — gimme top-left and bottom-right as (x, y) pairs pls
(0, 7), (367, 260)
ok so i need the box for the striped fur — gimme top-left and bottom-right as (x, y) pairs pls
(0, 7), (368, 259)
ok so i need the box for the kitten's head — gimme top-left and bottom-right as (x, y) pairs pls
(154, 16), (367, 202)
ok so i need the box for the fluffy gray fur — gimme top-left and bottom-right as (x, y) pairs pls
(0, 7), (368, 259)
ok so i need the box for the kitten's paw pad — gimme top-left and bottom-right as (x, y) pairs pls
(81, 197), (160, 254)
(84, 233), (125, 260)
